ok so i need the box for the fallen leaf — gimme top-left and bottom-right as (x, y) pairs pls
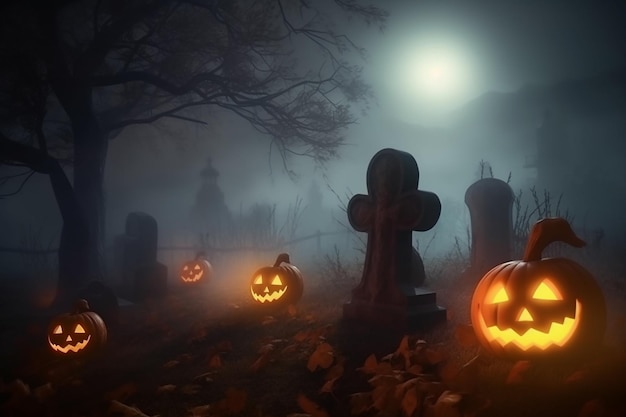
(287, 304), (298, 317)
(349, 392), (372, 415)
(358, 354), (379, 374)
(427, 391), (462, 417)
(424, 346), (447, 365)
(325, 357), (345, 380)
(307, 342), (334, 372)
(180, 384), (201, 395)
(505, 361), (531, 385)
(406, 364), (423, 376)
(258, 343), (275, 355)
(188, 326), (207, 343)
(371, 384), (398, 413)
(109, 400), (151, 417)
(32, 383), (54, 403)
(577, 399), (606, 417)
(163, 360), (180, 369)
(189, 404), (212, 417)
(294, 330), (310, 342)
(319, 377), (338, 394)
(208, 354), (222, 369)
(454, 324), (477, 348)
(297, 393), (330, 417)
(395, 335), (411, 356)
(401, 385), (421, 417)
(156, 384), (176, 393)
(193, 372), (215, 385)
(368, 374), (403, 388)
(105, 382), (138, 402)
(215, 387), (247, 414)
(215, 340), (233, 352)
(282, 344), (300, 355)
(565, 369), (588, 384)
(250, 351), (273, 372)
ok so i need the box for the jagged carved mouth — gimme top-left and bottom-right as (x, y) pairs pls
(478, 300), (581, 350)
(251, 286), (287, 303)
(48, 335), (92, 354)
(182, 271), (203, 282)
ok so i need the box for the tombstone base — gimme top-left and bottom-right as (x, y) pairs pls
(127, 262), (168, 302)
(343, 288), (447, 331)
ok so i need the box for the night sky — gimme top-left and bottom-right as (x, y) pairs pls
(2, 0), (626, 254)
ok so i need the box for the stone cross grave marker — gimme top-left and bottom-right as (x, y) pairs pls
(343, 148), (447, 330)
(464, 177), (515, 280)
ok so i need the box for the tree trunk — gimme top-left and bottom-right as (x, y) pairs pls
(70, 95), (109, 284)
(0, 135), (89, 306)
(47, 159), (90, 306)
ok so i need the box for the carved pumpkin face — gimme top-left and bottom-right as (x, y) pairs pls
(250, 253), (303, 307)
(471, 218), (606, 360)
(47, 300), (107, 356)
(180, 259), (213, 284)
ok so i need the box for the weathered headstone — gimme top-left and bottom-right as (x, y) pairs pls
(343, 148), (447, 330)
(464, 178), (515, 280)
(114, 212), (168, 301)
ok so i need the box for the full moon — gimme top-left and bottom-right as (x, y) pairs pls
(384, 35), (482, 122)
(401, 44), (471, 103)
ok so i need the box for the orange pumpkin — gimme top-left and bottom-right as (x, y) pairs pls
(250, 253), (303, 307)
(470, 217), (606, 360)
(180, 252), (213, 284)
(47, 299), (107, 356)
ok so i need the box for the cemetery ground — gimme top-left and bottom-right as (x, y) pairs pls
(1, 248), (625, 417)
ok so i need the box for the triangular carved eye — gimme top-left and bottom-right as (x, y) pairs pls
(253, 275), (263, 285)
(488, 283), (509, 304)
(271, 275), (283, 286)
(74, 324), (86, 334)
(53, 325), (63, 334)
(194, 265), (201, 270)
(532, 279), (562, 300)
(183, 265), (189, 271)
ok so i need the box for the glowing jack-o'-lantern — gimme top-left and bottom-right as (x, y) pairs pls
(249, 253), (303, 307)
(180, 252), (213, 284)
(47, 299), (107, 356)
(470, 217), (606, 360)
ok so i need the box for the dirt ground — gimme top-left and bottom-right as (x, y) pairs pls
(1, 279), (625, 417)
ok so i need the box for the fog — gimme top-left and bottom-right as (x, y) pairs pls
(2, 0), (626, 277)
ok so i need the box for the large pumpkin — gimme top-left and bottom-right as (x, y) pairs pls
(249, 253), (303, 307)
(47, 299), (107, 356)
(470, 217), (606, 360)
(180, 251), (213, 284)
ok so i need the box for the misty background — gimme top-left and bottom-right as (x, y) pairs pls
(2, 0), (626, 280)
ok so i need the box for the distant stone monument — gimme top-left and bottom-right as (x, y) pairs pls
(464, 178), (515, 280)
(343, 148), (447, 330)
(114, 212), (168, 301)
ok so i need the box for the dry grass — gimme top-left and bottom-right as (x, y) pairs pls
(0, 243), (625, 417)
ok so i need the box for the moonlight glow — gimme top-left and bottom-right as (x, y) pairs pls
(402, 44), (473, 102)
(385, 35), (481, 121)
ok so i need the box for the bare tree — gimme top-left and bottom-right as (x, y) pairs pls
(0, 0), (387, 301)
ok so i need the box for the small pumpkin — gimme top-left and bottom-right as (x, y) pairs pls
(249, 253), (303, 307)
(470, 217), (606, 360)
(47, 299), (107, 356)
(180, 251), (213, 284)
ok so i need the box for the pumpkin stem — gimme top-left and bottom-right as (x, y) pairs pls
(273, 253), (291, 267)
(523, 217), (586, 262)
(73, 299), (91, 314)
